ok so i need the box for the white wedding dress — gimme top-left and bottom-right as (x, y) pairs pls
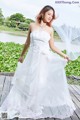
(0, 27), (76, 119)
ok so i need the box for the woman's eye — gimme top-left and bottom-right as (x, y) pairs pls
(48, 13), (50, 16)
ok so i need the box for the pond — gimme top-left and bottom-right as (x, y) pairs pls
(0, 32), (26, 44)
(1, 32), (79, 51)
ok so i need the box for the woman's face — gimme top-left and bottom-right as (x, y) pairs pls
(44, 9), (53, 23)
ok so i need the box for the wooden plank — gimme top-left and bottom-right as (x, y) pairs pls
(45, 116), (72, 120)
(0, 77), (80, 120)
(12, 117), (19, 120)
(0, 75), (5, 91)
(18, 118), (35, 120)
(0, 75), (6, 106)
(64, 117), (72, 120)
(2, 76), (11, 92)
(45, 118), (55, 120)
(71, 85), (80, 95)
(76, 85), (80, 89)
(68, 85), (80, 102)
(75, 105), (80, 119)
(0, 118), (53, 120)
(0, 76), (11, 105)
(56, 117), (72, 120)
(70, 86), (80, 101)
(75, 85), (80, 92)
(70, 111), (80, 120)
(68, 86), (80, 119)
(70, 101), (80, 120)
(68, 86), (80, 108)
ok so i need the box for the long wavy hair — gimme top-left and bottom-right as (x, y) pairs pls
(36, 5), (56, 27)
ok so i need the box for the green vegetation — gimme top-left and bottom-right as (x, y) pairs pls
(0, 8), (34, 33)
(0, 8), (60, 39)
(0, 8), (80, 85)
(0, 42), (29, 72)
(65, 57), (80, 76)
(0, 42), (80, 77)
(62, 50), (80, 76)
(9, 13), (25, 22)
(0, 42), (23, 72)
(4, 13), (34, 30)
(0, 8), (4, 25)
(67, 78), (80, 85)
(0, 25), (28, 36)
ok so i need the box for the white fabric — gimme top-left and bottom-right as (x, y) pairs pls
(53, 24), (80, 60)
(0, 28), (76, 119)
(53, 5), (80, 60)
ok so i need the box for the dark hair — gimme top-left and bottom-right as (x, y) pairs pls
(36, 5), (56, 26)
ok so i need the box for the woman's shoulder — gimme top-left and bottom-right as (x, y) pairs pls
(29, 22), (37, 28)
(49, 25), (54, 31)
(29, 22), (37, 31)
(47, 26), (54, 35)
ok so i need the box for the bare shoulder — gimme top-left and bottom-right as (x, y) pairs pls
(29, 22), (34, 30)
(29, 22), (37, 31)
(29, 22), (35, 27)
(47, 26), (54, 36)
(49, 26), (54, 33)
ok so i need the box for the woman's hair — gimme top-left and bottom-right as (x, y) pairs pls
(36, 5), (56, 26)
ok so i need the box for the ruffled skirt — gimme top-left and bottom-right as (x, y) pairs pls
(0, 48), (76, 119)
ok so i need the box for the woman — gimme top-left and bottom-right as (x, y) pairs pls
(0, 5), (76, 119)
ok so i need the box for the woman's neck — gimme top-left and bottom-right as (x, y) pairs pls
(40, 20), (47, 27)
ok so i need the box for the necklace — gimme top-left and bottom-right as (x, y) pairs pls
(39, 23), (47, 30)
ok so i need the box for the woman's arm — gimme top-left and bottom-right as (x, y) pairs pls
(18, 23), (32, 62)
(49, 27), (70, 61)
(20, 24), (31, 57)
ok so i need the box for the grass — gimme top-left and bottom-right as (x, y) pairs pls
(0, 25), (28, 36)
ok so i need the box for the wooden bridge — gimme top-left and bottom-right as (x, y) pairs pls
(0, 75), (80, 120)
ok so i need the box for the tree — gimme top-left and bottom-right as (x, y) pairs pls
(10, 20), (16, 28)
(25, 18), (34, 24)
(18, 23), (29, 31)
(4, 17), (10, 27)
(0, 8), (4, 25)
(9, 13), (26, 22)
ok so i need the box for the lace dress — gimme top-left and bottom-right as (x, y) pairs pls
(0, 27), (76, 119)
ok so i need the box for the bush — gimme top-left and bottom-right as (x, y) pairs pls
(0, 42), (23, 72)
(5, 21), (11, 27)
(10, 20), (16, 28)
(18, 23), (28, 31)
(5, 20), (16, 28)
(0, 42), (80, 77)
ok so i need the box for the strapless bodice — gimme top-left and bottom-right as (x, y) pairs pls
(29, 29), (51, 54)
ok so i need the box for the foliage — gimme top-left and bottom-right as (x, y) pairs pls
(18, 23), (29, 31)
(0, 42), (23, 72)
(10, 20), (17, 28)
(3, 13), (34, 30)
(62, 50), (80, 76)
(25, 18), (34, 24)
(9, 13), (26, 22)
(65, 57), (80, 76)
(0, 42), (80, 77)
(0, 8), (4, 25)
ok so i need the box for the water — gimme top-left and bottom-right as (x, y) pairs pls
(0, 32), (65, 49)
(0, 32), (79, 51)
(0, 32), (26, 44)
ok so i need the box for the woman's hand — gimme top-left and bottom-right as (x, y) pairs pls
(18, 56), (24, 63)
(63, 54), (70, 62)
